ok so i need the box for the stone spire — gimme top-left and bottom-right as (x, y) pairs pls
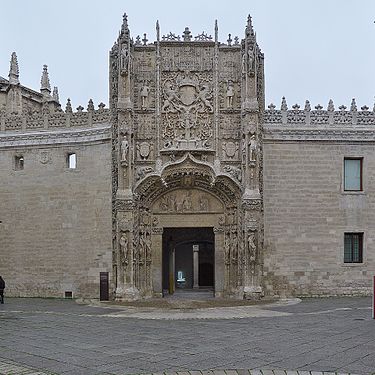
(9, 52), (19, 85)
(246, 14), (255, 38)
(52, 86), (59, 102)
(156, 20), (160, 42)
(40, 65), (51, 96)
(120, 12), (130, 40)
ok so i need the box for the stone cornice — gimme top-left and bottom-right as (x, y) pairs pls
(263, 127), (375, 142)
(0, 125), (111, 148)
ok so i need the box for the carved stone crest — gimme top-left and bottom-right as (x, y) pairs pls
(39, 151), (51, 164)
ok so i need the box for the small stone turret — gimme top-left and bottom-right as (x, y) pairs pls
(8, 52), (19, 85)
(40, 65), (51, 97)
(52, 86), (59, 103)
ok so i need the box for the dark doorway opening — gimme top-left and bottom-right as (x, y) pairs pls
(162, 227), (214, 295)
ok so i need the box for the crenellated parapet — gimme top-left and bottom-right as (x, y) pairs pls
(0, 100), (110, 132)
(264, 97), (375, 141)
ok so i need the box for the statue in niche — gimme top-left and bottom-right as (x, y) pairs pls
(247, 46), (255, 74)
(119, 233), (129, 266)
(226, 80), (234, 108)
(120, 45), (130, 75)
(247, 232), (257, 264)
(121, 136), (129, 163)
(249, 134), (257, 161)
(140, 81), (150, 109)
(231, 230), (238, 262)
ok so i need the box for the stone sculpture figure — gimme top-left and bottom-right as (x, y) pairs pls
(249, 134), (257, 161)
(120, 45), (130, 75)
(226, 80), (234, 108)
(119, 234), (129, 266)
(140, 82), (150, 109)
(162, 82), (178, 112)
(247, 46), (255, 73)
(248, 232), (257, 263)
(121, 137), (129, 162)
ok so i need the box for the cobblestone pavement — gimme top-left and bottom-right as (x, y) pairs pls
(0, 297), (374, 375)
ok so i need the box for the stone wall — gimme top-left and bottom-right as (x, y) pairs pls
(263, 104), (375, 297)
(0, 122), (112, 298)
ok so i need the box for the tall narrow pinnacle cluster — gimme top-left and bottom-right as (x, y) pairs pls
(8, 52), (19, 85)
(40, 65), (51, 96)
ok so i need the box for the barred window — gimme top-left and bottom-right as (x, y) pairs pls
(344, 233), (363, 263)
(344, 158), (362, 191)
(14, 155), (24, 171)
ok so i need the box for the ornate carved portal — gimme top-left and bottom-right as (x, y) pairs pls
(111, 14), (264, 300)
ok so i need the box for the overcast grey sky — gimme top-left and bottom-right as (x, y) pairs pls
(1, 0), (374, 110)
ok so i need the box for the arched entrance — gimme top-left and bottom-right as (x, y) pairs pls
(115, 154), (253, 300)
(162, 227), (214, 294)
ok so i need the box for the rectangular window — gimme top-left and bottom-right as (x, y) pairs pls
(344, 233), (363, 263)
(67, 153), (76, 169)
(14, 155), (24, 170)
(344, 158), (362, 191)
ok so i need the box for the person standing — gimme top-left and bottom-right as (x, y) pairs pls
(0, 276), (5, 304)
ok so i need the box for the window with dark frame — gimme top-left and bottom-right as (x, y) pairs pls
(14, 155), (24, 170)
(344, 233), (363, 263)
(344, 158), (362, 191)
(67, 153), (77, 169)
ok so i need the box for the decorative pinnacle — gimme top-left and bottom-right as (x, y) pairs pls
(215, 20), (218, 43)
(327, 99), (334, 112)
(65, 98), (72, 113)
(156, 20), (160, 42)
(52, 86), (59, 102)
(304, 100), (311, 111)
(350, 98), (357, 112)
(9, 52), (19, 85)
(40, 65), (51, 95)
(246, 14), (255, 37)
(122, 13), (129, 33)
(281, 96), (288, 111)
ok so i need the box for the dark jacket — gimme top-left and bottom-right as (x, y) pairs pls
(0, 277), (5, 290)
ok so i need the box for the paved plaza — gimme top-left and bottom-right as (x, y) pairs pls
(0, 297), (374, 375)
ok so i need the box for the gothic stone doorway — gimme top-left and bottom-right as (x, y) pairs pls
(162, 227), (214, 295)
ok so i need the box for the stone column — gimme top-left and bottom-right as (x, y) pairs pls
(169, 247), (175, 294)
(213, 227), (224, 297)
(151, 227), (163, 298)
(193, 245), (199, 289)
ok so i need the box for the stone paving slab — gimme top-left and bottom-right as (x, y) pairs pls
(0, 359), (55, 374)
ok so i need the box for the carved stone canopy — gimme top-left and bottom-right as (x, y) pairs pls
(134, 153), (241, 208)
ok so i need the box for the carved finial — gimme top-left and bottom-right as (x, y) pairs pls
(227, 33), (232, 46)
(142, 33), (148, 45)
(98, 102), (106, 111)
(122, 13), (129, 33)
(87, 99), (94, 111)
(327, 99), (334, 112)
(350, 98), (357, 112)
(304, 100), (311, 112)
(135, 35), (141, 45)
(361, 105), (369, 111)
(156, 20), (160, 42)
(65, 98), (72, 113)
(76, 105), (84, 112)
(315, 104), (323, 110)
(246, 14), (255, 37)
(183, 27), (192, 41)
(40, 65), (51, 95)
(234, 36), (239, 45)
(52, 87), (59, 103)
(339, 105), (347, 111)
(292, 104), (300, 110)
(281, 96), (288, 111)
(9, 52), (19, 85)
(215, 20), (218, 43)
(268, 103), (276, 110)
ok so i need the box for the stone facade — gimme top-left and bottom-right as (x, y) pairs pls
(0, 14), (373, 299)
